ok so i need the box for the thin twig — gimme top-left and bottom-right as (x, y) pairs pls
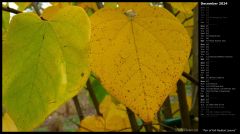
(184, 25), (194, 28)
(72, 95), (84, 121)
(157, 123), (176, 131)
(70, 118), (95, 132)
(2, 6), (22, 14)
(86, 79), (102, 116)
(182, 71), (199, 85)
(174, 11), (180, 16)
(2, 5), (46, 20)
(32, 2), (41, 16)
(177, 80), (191, 128)
(134, 122), (177, 132)
(79, 125), (94, 132)
(163, 2), (174, 13)
(126, 107), (139, 132)
(96, 2), (104, 9)
(182, 15), (194, 24)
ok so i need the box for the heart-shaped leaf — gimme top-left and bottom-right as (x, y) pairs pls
(3, 6), (90, 131)
(90, 5), (191, 122)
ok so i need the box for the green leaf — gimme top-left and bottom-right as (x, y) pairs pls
(3, 6), (90, 131)
(2, 11), (10, 34)
(89, 75), (108, 103)
(86, 8), (95, 17)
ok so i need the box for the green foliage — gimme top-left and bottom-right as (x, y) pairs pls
(2, 11), (10, 34)
(89, 75), (108, 103)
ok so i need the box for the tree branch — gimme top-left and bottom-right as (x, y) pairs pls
(2, 6), (22, 14)
(96, 2), (104, 9)
(177, 80), (191, 128)
(182, 15), (194, 24)
(2, 5), (46, 20)
(126, 107), (139, 132)
(86, 79), (102, 116)
(72, 95), (84, 121)
(182, 72), (199, 85)
(174, 11), (180, 16)
(163, 2), (174, 13)
(32, 2), (41, 16)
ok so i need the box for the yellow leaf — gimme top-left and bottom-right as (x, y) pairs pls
(41, 5), (62, 20)
(2, 10), (10, 34)
(90, 4), (191, 122)
(2, 113), (18, 132)
(78, 2), (98, 11)
(105, 105), (131, 132)
(99, 95), (116, 118)
(185, 26), (194, 37)
(180, 61), (190, 83)
(152, 117), (160, 131)
(169, 2), (197, 14)
(80, 95), (131, 132)
(79, 115), (106, 132)
(169, 84), (178, 94)
(104, 2), (118, 8)
(42, 3), (72, 20)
